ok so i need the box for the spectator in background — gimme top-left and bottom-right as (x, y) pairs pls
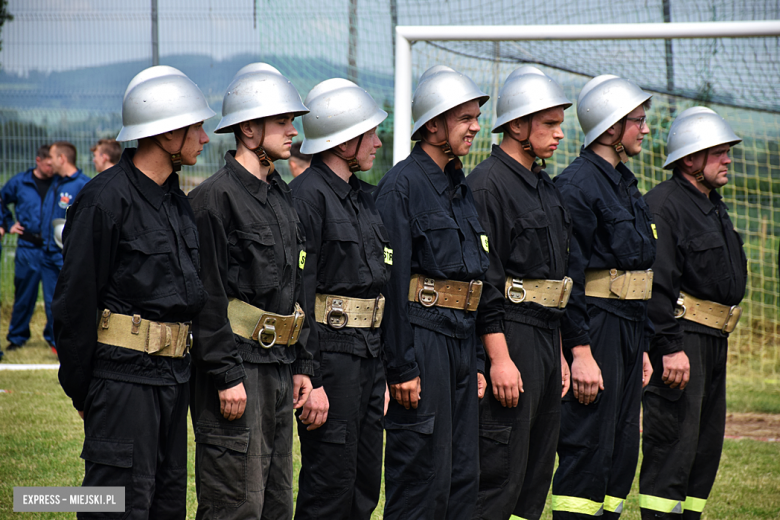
(288, 141), (312, 177)
(43, 141), (90, 355)
(0, 144), (56, 353)
(90, 138), (121, 173)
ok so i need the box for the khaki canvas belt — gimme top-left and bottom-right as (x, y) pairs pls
(314, 293), (385, 329)
(408, 274), (482, 312)
(504, 276), (573, 309)
(584, 268), (654, 301)
(227, 298), (305, 348)
(674, 291), (742, 333)
(96, 309), (191, 358)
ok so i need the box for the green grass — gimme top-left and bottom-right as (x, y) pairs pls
(0, 369), (778, 519)
(1, 306), (778, 519)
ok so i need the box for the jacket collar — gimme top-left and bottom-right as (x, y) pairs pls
(120, 148), (182, 210)
(580, 147), (637, 187)
(672, 168), (723, 215)
(311, 155), (360, 200)
(492, 144), (539, 189)
(410, 142), (466, 196)
(225, 150), (289, 205)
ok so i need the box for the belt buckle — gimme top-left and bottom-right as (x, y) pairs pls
(289, 306), (303, 346)
(418, 278), (439, 307)
(257, 317), (278, 349)
(674, 294), (686, 319)
(722, 305), (741, 333)
(506, 278), (526, 304)
(558, 277), (573, 309)
(370, 295), (382, 329)
(326, 299), (349, 329)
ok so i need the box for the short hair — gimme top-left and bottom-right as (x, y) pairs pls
(36, 144), (50, 160)
(643, 98), (652, 110)
(50, 141), (77, 166)
(290, 142), (311, 162)
(90, 139), (121, 164)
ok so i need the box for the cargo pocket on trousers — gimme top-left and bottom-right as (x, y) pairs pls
(81, 437), (134, 519)
(560, 389), (603, 449)
(194, 424), (250, 506)
(642, 385), (684, 446)
(478, 424), (512, 488)
(300, 418), (351, 494)
(384, 413), (436, 483)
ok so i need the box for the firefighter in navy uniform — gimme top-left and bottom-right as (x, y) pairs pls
(290, 78), (390, 520)
(551, 75), (656, 519)
(467, 66), (573, 520)
(188, 63), (314, 520)
(639, 108), (746, 520)
(374, 65), (491, 520)
(53, 65), (215, 519)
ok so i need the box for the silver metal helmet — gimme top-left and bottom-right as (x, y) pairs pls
(577, 75), (652, 148)
(232, 62), (281, 80)
(52, 218), (66, 249)
(301, 79), (387, 157)
(214, 66), (309, 134)
(492, 66), (571, 133)
(411, 66), (489, 141)
(663, 107), (741, 169)
(117, 66), (216, 142)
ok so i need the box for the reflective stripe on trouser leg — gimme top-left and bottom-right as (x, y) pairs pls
(551, 495), (604, 516)
(510, 516), (529, 520)
(639, 494), (683, 514)
(683, 496), (707, 513)
(603, 496), (624, 514)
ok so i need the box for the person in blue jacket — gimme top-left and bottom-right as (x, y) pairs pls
(1, 144), (57, 352)
(42, 141), (90, 354)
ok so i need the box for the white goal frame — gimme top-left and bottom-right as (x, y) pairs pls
(392, 20), (780, 165)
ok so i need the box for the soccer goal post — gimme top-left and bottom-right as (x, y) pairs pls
(393, 20), (780, 163)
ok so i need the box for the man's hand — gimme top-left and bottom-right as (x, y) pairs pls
(78, 410), (84, 420)
(570, 345), (604, 405)
(390, 376), (421, 409)
(560, 343), (571, 398)
(477, 372), (487, 399)
(299, 386), (329, 430)
(642, 352), (653, 388)
(0, 227), (5, 238)
(662, 350), (690, 389)
(292, 374), (313, 409)
(489, 357), (523, 407)
(9, 222), (24, 235)
(384, 383), (390, 416)
(218, 382), (247, 421)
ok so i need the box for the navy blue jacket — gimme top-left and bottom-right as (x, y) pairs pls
(1, 167), (49, 246)
(43, 170), (91, 252)
(374, 143), (490, 385)
(553, 148), (656, 351)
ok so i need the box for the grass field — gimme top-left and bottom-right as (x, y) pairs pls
(1, 308), (780, 518)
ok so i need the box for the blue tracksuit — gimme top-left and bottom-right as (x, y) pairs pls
(1, 168), (89, 346)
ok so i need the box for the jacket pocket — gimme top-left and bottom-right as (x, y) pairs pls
(415, 211), (462, 271)
(194, 424), (250, 506)
(686, 232), (728, 284)
(115, 229), (175, 298)
(510, 208), (551, 273)
(319, 223), (362, 284)
(228, 226), (278, 290)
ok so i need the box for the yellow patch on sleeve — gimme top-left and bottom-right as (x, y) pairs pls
(384, 247), (393, 265)
(480, 234), (489, 253)
(298, 250), (306, 269)
(651, 223), (658, 239)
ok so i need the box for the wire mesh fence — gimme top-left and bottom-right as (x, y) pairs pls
(0, 0), (777, 384)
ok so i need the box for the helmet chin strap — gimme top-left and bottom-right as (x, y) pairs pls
(690, 148), (715, 190)
(506, 115), (545, 170)
(152, 125), (191, 173)
(332, 133), (365, 173)
(238, 119), (275, 175)
(422, 116), (463, 170)
(597, 117), (629, 163)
